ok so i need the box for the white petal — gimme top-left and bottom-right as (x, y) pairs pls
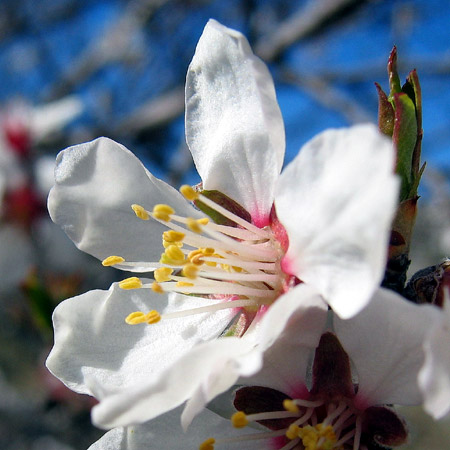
(242, 284), (328, 396)
(48, 137), (202, 271)
(419, 299), (450, 419)
(89, 407), (263, 450)
(275, 124), (399, 318)
(334, 288), (438, 407)
(396, 406), (450, 449)
(91, 337), (254, 429)
(46, 282), (234, 395)
(186, 19), (285, 225)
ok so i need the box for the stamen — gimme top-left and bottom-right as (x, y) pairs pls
(187, 217), (204, 234)
(199, 437), (215, 450)
(125, 310), (160, 325)
(163, 230), (186, 242)
(352, 416), (362, 450)
(180, 184), (199, 201)
(102, 255), (125, 266)
(119, 277), (142, 290)
(283, 399), (300, 414)
(151, 282), (164, 293)
(286, 424), (301, 440)
(154, 267), (173, 282)
(152, 204), (175, 221)
(182, 263), (199, 279)
(231, 411), (248, 428)
(131, 204), (149, 220)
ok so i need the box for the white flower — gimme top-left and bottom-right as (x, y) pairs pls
(85, 289), (437, 450)
(419, 292), (450, 419)
(46, 20), (398, 428)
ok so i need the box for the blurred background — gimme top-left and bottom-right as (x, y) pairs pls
(0, 0), (449, 448)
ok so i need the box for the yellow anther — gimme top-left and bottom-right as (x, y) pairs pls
(154, 267), (173, 282)
(145, 310), (161, 324)
(180, 184), (199, 201)
(119, 277), (143, 290)
(182, 263), (199, 279)
(202, 247), (215, 255)
(131, 204), (149, 220)
(125, 311), (147, 325)
(187, 217), (203, 233)
(165, 244), (185, 262)
(190, 254), (205, 266)
(199, 438), (215, 450)
(163, 239), (183, 249)
(102, 255), (125, 266)
(231, 411), (248, 428)
(286, 424), (301, 440)
(160, 253), (186, 266)
(283, 399), (300, 414)
(152, 282), (164, 294)
(163, 230), (185, 242)
(197, 217), (209, 225)
(176, 281), (194, 288)
(232, 266), (243, 273)
(125, 310), (161, 325)
(221, 263), (231, 272)
(153, 204), (175, 221)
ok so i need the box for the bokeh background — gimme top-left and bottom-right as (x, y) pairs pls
(0, 0), (449, 448)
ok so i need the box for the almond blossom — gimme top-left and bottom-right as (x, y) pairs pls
(46, 20), (398, 429)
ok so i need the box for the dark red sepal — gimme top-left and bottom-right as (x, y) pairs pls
(310, 332), (354, 399)
(362, 405), (408, 448)
(233, 386), (293, 430)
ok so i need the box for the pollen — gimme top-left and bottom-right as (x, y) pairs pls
(163, 230), (185, 242)
(125, 311), (147, 325)
(145, 310), (161, 324)
(180, 184), (199, 201)
(125, 310), (161, 325)
(161, 244), (186, 266)
(182, 263), (199, 279)
(283, 399), (300, 414)
(199, 438), (215, 450)
(102, 255), (125, 266)
(152, 204), (175, 221)
(286, 423), (301, 440)
(298, 424), (337, 450)
(231, 411), (248, 428)
(154, 267), (173, 282)
(186, 217), (203, 233)
(131, 204), (149, 220)
(152, 282), (164, 294)
(119, 277), (142, 290)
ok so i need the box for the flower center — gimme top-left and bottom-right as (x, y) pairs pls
(102, 185), (288, 330)
(200, 397), (362, 450)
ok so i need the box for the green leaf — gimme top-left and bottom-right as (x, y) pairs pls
(392, 93), (418, 200)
